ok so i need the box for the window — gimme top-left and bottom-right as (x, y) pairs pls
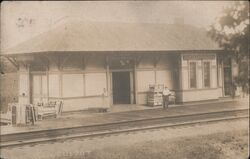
(189, 62), (197, 88)
(203, 62), (211, 87)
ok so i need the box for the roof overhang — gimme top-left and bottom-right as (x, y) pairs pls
(1, 49), (226, 57)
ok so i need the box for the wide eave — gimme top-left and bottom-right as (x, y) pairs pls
(1, 22), (222, 56)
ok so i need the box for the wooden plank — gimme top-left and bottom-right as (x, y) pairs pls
(134, 58), (138, 104)
(30, 106), (35, 125)
(5, 57), (19, 69)
(106, 55), (111, 107)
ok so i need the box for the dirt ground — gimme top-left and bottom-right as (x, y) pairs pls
(51, 129), (248, 159)
(1, 119), (248, 159)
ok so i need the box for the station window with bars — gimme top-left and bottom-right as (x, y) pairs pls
(203, 61), (211, 87)
(189, 62), (197, 88)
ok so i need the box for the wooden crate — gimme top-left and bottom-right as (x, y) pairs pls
(147, 92), (163, 106)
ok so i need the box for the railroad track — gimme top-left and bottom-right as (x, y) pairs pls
(0, 109), (248, 148)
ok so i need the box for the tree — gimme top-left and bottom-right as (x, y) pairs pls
(208, 1), (249, 90)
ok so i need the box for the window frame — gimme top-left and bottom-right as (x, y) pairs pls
(188, 61), (198, 89)
(202, 60), (211, 88)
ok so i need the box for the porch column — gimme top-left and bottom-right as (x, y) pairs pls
(18, 64), (31, 105)
(134, 58), (138, 104)
(106, 55), (111, 107)
(197, 61), (203, 89)
(180, 56), (189, 90)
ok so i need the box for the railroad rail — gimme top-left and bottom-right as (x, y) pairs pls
(0, 109), (248, 148)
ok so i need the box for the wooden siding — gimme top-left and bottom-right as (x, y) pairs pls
(15, 53), (225, 111)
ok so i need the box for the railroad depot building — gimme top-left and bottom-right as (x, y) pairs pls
(2, 22), (238, 112)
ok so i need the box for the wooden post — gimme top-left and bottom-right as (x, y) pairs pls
(30, 106), (35, 125)
(221, 61), (225, 97)
(130, 71), (134, 104)
(58, 55), (63, 99)
(153, 54), (161, 84)
(82, 54), (86, 70)
(27, 64), (31, 104)
(82, 54), (86, 96)
(46, 67), (49, 102)
(106, 55), (111, 107)
(179, 55), (183, 90)
(154, 66), (157, 84)
(5, 57), (19, 70)
(134, 57), (138, 104)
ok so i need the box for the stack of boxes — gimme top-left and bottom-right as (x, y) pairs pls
(9, 103), (36, 125)
(147, 84), (164, 106)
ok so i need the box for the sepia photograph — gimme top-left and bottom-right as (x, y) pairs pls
(0, 1), (249, 159)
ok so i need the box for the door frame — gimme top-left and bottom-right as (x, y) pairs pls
(110, 69), (135, 105)
(222, 58), (233, 97)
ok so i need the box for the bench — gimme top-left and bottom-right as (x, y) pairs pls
(169, 91), (176, 104)
(37, 101), (63, 120)
(0, 112), (11, 125)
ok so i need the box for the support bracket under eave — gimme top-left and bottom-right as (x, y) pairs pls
(153, 54), (161, 67)
(4, 56), (19, 70)
(135, 55), (143, 66)
(60, 54), (74, 69)
(37, 54), (50, 70)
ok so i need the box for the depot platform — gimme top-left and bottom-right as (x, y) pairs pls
(0, 98), (249, 136)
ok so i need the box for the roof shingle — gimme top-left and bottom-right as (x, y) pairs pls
(2, 21), (221, 55)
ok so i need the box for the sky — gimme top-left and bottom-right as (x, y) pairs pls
(1, 1), (234, 50)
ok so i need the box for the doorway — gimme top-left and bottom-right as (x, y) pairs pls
(223, 58), (232, 96)
(112, 72), (131, 104)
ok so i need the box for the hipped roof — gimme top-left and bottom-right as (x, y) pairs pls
(2, 21), (221, 55)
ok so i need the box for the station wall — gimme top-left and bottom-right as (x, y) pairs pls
(16, 53), (231, 111)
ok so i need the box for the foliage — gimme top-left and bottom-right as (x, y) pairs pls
(208, 1), (249, 87)
(208, 1), (249, 59)
(208, 1), (249, 89)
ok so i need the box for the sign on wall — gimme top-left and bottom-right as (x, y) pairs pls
(183, 54), (215, 60)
